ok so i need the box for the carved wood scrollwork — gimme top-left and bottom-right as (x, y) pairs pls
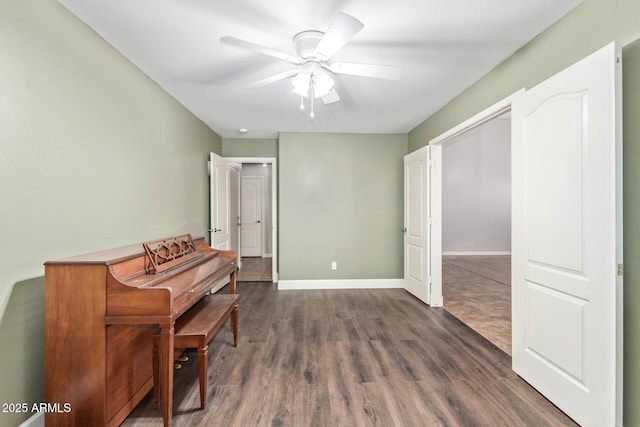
(143, 234), (202, 273)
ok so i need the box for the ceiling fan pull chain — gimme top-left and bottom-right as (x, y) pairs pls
(299, 95), (305, 111)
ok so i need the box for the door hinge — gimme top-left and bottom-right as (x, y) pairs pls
(617, 263), (624, 276)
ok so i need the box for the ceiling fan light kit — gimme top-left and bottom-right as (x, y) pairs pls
(220, 12), (402, 119)
(291, 62), (334, 98)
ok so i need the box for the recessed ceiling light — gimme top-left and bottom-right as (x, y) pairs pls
(237, 128), (248, 135)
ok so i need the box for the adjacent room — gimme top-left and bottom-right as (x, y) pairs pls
(2, 1), (639, 427)
(441, 114), (512, 355)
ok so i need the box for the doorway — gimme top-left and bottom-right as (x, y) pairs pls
(440, 113), (512, 354)
(225, 157), (278, 283)
(416, 43), (622, 425)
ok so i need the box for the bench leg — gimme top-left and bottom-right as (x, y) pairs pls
(198, 344), (208, 409)
(231, 304), (238, 347)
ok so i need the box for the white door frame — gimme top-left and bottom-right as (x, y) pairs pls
(226, 157), (278, 283)
(427, 89), (524, 307)
(229, 162), (242, 267)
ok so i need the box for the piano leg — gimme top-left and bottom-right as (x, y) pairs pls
(229, 269), (237, 294)
(159, 324), (175, 427)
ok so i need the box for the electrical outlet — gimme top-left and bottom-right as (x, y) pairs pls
(331, 261), (337, 270)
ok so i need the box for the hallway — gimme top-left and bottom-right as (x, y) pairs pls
(237, 257), (272, 282)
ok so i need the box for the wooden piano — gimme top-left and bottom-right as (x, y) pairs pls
(44, 235), (237, 427)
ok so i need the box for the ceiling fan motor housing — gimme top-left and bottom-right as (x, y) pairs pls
(293, 30), (324, 59)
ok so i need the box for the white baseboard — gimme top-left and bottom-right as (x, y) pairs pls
(442, 251), (511, 256)
(19, 412), (43, 427)
(278, 278), (404, 290)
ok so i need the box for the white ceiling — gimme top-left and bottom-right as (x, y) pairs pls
(57, 0), (581, 139)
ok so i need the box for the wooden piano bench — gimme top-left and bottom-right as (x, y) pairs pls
(152, 293), (239, 410)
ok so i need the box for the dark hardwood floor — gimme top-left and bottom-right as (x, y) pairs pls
(122, 282), (577, 426)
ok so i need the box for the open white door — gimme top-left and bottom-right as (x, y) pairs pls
(229, 162), (242, 267)
(404, 145), (433, 304)
(209, 153), (231, 250)
(512, 42), (622, 426)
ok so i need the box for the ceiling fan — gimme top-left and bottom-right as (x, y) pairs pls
(220, 13), (402, 117)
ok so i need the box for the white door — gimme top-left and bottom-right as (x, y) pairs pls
(229, 163), (242, 266)
(241, 176), (263, 257)
(511, 42), (622, 426)
(404, 146), (432, 304)
(209, 153), (230, 250)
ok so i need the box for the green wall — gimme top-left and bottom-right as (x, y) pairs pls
(279, 133), (407, 281)
(222, 138), (278, 158)
(408, 0), (640, 424)
(0, 1), (221, 425)
(622, 39), (640, 427)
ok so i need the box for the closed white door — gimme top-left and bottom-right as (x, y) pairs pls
(209, 153), (230, 250)
(241, 176), (263, 257)
(403, 146), (431, 304)
(511, 42), (622, 426)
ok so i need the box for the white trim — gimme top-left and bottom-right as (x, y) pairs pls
(225, 157), (278, 283)
(19, 412), (44, 427)
(429, 89), (524, 146)
(278, 279), (404, 290)
(427, 89), (524, 308)
(443, 251), (511, 256)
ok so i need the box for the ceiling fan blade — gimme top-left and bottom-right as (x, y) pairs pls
(314, 13), (364, 61)
(220, 36), (301, 65)
(245, 69), (299, 88)
(322, 88), (340, 105)
(328, 62), (403, 80)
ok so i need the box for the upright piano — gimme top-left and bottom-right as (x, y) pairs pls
(44, 235), (237, 426)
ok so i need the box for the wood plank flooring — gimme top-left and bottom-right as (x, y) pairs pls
(442, 255), (511, 355)
(237, 257), (272, 281)
(122, 282), (576, 426)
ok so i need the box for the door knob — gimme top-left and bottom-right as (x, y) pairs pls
(255, 220), (261, 223)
